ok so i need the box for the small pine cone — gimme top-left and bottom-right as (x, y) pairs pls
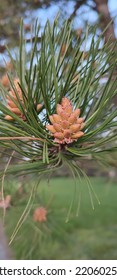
(5, 78), (42, 121)
(5, 79), (25, 120)
(33, 207), (47, 223)
(1, 74), (10, 88)
(36, 104), (42, 112)
(0, 194), (11, 209)
(46, 97), (85, 144)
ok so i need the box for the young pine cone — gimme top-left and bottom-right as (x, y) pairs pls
(5, 78), (42, 121)
(46, 97), (85, 144)
(33, 207), (47, 223)
(1, 74), (10, 88)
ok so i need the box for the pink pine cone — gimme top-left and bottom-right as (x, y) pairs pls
(46, 97), (85, 144)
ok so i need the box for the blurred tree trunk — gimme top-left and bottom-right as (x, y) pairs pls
(0, 221), (12, 259)
(93, 0), (117, 104)
(72, 0), (117, 103)
(94, 0), (116, 44)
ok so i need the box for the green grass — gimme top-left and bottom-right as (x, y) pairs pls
(1, 176), (117, 259)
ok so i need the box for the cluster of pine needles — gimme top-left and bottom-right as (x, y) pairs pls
(0, 17), (117, 241)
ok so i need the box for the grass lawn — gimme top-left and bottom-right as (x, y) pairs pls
(1, 176), (117, 259)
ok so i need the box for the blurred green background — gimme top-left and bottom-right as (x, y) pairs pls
(1, 176), (116, 260)
(0, 0), (117, 260)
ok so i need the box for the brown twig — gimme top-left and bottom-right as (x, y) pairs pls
(69, 0), (87, 20)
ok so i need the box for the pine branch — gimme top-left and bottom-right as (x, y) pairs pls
(69, 0), (87, 20)
(0, 18), (117, 177)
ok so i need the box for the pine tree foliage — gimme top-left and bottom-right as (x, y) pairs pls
(0, 18), (117, 180)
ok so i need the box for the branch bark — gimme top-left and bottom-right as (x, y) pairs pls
(69, 0), (87, 20)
